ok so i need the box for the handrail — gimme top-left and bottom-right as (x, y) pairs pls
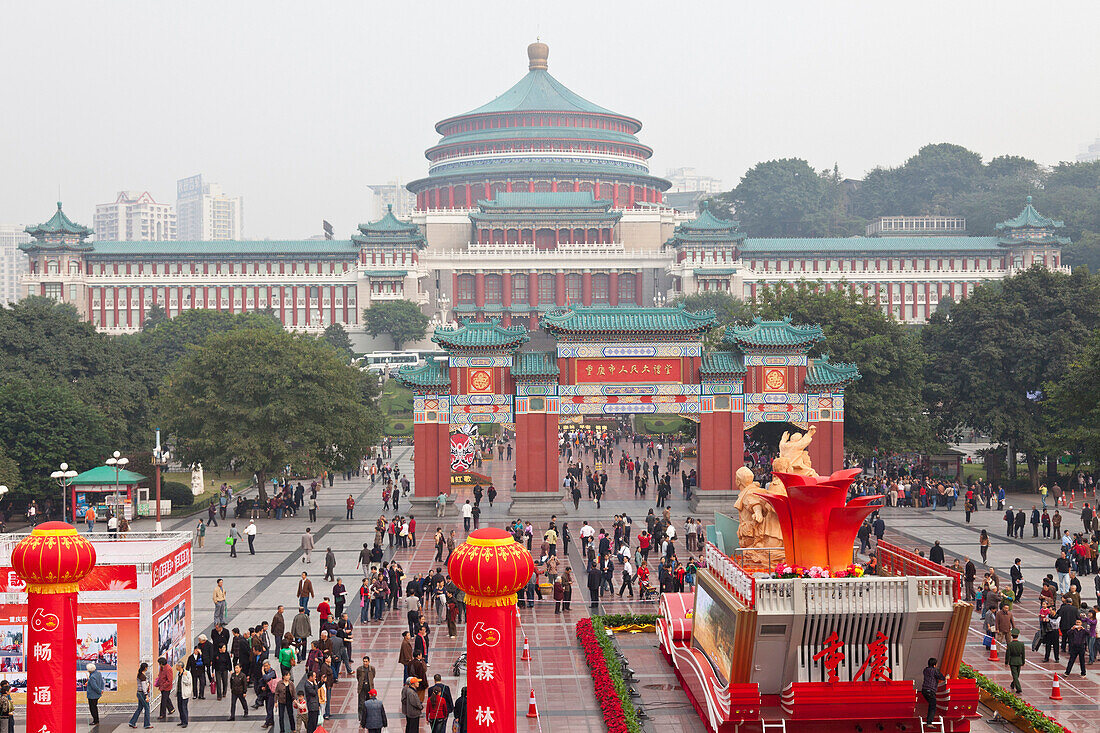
(704, 542), (755, 607)
(876, 539), (962, 602)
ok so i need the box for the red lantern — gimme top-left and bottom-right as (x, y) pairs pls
(11, 521), (97, 733)
(448, 528), (535, 733)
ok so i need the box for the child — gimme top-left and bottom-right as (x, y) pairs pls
(294, 691), (308, 732)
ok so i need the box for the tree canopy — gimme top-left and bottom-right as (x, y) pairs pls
(322, 323), (355, 360)
(159, 328), (382, 500)
(363, 299), (429, 350)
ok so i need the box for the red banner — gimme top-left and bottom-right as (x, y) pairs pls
(151, 544), (192, 586)
(465, 605), (518, 732)
(575, 357), (682, 383)
(27, 592), (76, 733)
(0, 564), (137, 593)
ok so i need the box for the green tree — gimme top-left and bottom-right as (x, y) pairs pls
(363, 300), (429, 350)
(922, 266), (1100, 488)
(142, 304), (169, 331)
(753, 282), (934, 456)
(159, 328), (382, 501)
(853, 143), (984, 218)
(1062, 231), (1100, 272)
(0, 446), (18, 494)
(140, 308), (283, 366)
(322, 323), (355, 360)
(1044, 330), (1100, 466)
(0, 380), (113, 506)
(719, 158), (855, 237)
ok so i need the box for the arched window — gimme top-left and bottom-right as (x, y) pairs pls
(68, 261), (80, 275)
(46, 260), (59, 275)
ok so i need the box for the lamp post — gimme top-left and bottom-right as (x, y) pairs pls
(104, 450), (129, 523)
(0, 485), (7, 532)
(50, 463), (78, 523)
(152, 429), (170, 532)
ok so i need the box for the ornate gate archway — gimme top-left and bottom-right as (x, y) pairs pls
(396, 308), (859, 515)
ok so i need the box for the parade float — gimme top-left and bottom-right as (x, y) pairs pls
(658, 430), (979, 733)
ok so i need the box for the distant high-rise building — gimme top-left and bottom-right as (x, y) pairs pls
(0, 225), (31, 305)
(176, 174), (243, 240)
(664, 167), (724, 194)
(367, 182), (416, 218)
(94, 191), (177, 241)
(1077, 137), (1100, 163)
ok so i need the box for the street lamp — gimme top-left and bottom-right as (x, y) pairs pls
(0, 485), (8, 532)
(105, 451), (129, 523)
(152, 430), (170, 533)
(50, 463), (78, 523)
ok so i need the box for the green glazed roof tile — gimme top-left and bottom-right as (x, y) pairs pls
(84, 240), (359, 257)
(541, 305), (717, 335)
(700, 350), (745, 375)
(805, 355), (862, 389)
(459, 69), (623, 118)
(357, 205), (420, 234)
(26, 201), (94, 238)
(725, 317), (825, 350)
(69, 465), (147, 485)
(394, 359), (451, 390)
(432, 318), (530, 350)
(740, 236), (1002, 253)
(996, 196), (1064, 230)
(511, 350), (560, 377)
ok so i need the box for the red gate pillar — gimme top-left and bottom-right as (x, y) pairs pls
(12, 522), (97, 733)
(510, 396), (564, 516)
(413, 396), (452, 499)
(691, 394), (744, 513)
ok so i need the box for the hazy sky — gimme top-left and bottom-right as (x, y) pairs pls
(3, 1), (1098, 239)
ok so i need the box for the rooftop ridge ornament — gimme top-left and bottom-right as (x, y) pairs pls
(528, 41), (549, 71)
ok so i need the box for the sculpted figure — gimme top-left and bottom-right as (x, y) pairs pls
(733, 466), (783, 566)
(778, 425), (818, 477)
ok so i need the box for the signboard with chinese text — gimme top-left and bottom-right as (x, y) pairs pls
(574, 358), (682, 384)
(151, 544), (193, 587)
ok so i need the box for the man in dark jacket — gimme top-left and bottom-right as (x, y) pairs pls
(1014, 509), (1027, 538)
(1065, 618), (1090, 676)
(1056, 597), (1080, 653)
(1010, 559), (1024, 602)
(929, 541), (945, 565)
(228, 663), (249, 721)
(360, 688), (388, 733)
(303, 670), (321, 733)
(452, 687), (468, 733)
(1005, 630), (1026, 693)
(587, 560), (602, 609)
(1031, 507), (1041, 537)
(271, 606), (286, 646)
(402, 677), (424, 733)
(1004, 507), (1016, 537)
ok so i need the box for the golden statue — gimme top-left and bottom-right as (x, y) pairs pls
(733, 466), (784, 566)
(778, 425), (818, 477)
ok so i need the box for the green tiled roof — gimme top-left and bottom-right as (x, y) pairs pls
(358, 205), (420, 234)
(352, 206), (426, 249)
(700, 350), (745, 376)
(740, 236), (1003, 253)
(996, 196), (1064, 230)
(666, 203), (745, 249)
(805, 355), (862, 389)
(695, 268), (740, 276)
(409, 164), (668, 190)
(84, 240), (359, 257)
(26, 201), (94, 238)
(724, 317), (824, 350)
(432, 319), (530, 351)
(459, 68), (624, 119)
(69, 466), (147, 485)
(394, 359), (451, 390)
(478, 192), (610, 210)
(364, 270), (407, 278)
(511, 350), (560, 378)
(428, 126), (646, 149)
(541, 305), (717, 336)
(680, 203), (737, 232)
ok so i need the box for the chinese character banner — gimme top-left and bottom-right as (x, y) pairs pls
(466, 605), (518, 731)
(574, 358), (682, 384)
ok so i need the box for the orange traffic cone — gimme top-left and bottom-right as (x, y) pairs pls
(521, 636), (531, 661)
(1050, 673), (1062, 700)
(527, 688), (539, 718)
(988, 638), (999, 662)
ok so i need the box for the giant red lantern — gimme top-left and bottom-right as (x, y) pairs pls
(11, 521), (97, 733)
(448, 528), (534, 732)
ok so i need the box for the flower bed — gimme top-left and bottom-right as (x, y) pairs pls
(774, 562), (865, 578)
(577, 616), (644, 733)
(960, 663), (1073, 733)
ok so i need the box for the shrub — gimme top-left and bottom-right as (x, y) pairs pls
(159, 480), (195, 507)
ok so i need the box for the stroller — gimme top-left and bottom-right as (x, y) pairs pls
(639, 579), (659, 601)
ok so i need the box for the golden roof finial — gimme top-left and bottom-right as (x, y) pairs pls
(528, 41), (549, 71)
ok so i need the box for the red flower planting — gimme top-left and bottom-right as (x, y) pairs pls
(576, 618), (632, 733)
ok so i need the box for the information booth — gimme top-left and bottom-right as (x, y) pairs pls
(0, 531), (192, 709)
(68, 466), (147, 523)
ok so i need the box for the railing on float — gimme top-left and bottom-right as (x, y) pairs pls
(876, 539), (962, 602)
(704, 542), (756, 607)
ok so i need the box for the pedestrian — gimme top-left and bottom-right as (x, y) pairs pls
(308, 495), (318, 523)
(1011, 559), (1024, 602)
(920, 658), (945, 724)
(213, 578), (228, 625)
(979, 530), (989, 565)
(301, 528), (315, 563)
(246, 519), (257, 555)
(1005, 629), (1025, 693)
(86, 662), (104, 726)
(214, 643), (231, 699)
(155, 655), (175, 720)
(195, 519), (206, 548)
(303, 670), (322, 733)
(347, 494), (356, 520)
(85, 505), (97, 533)
(453, 686), (468, 733)
(1066, 618), (1090, 676)
(186, 643), (207, 700)
(275, 671), (295, 733)
(127, 661), (153, 729)
(297, 571), (315, 613)
(401, 677), (424, 733)
(291, 608), (312, 662)
(175, 660), (192, 728)
(426, 673), (453, 733)
(228, 663), (249, 720)
(225, 523), (244, 558)
(324, 548), (337, 582)
(360, 688), (388, 733)
(0, 681), (11, 733)
(461, 501), (472, 532)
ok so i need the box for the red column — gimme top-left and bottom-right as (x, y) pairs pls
(515, 412), (560, 494)
(608, 272), (619, 306)
(448, 186), (455, 208)
(628, 185), (636, 208)
(581, 271), (592, 306)
(555, 272), (566, 307)
(465, 184), (472, 207)
(475, 272), (486, 309)
(612, 184), (620, 208)
(528, 272), (539, 308)
(502, 272), (512, 308)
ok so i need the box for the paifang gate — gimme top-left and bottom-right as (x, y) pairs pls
(395, 306), (860, 515)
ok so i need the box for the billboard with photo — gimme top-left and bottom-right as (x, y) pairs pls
(690, 573), (741, 685)
(153, 575), (192, 669)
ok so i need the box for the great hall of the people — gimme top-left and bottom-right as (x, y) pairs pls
(20, 43), (1069, 344)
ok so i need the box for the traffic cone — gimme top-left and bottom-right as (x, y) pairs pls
(527, 688), (539, 718)
(988, 638), (999, 661)
(1070, 489), (1076, 509)
(522, 636), (531, 661)
(1050, 673), (1062, 700)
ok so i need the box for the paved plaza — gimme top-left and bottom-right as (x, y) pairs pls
(81, 443), (1089, 732)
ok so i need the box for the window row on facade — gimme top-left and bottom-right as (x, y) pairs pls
(32, 259), (358, 276)
(454, 271), (640, 307)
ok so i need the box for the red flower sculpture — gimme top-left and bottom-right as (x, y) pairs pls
(761, 469), (881, 571)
